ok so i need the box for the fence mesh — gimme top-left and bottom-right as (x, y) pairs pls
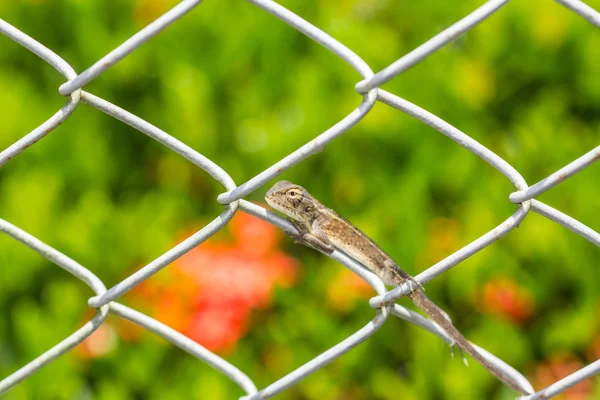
(1, 0), (600, 398)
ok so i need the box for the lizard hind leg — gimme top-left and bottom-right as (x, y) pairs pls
(458, 347), (469, 366)
(411, 278), (426, 292)
(449, 344), (469, 366)
(385, 260), (425, 292)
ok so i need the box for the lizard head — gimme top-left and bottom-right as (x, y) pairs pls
(265, 180), (314, 222)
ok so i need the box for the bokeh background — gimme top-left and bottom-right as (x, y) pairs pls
(1, 0), (599, 399)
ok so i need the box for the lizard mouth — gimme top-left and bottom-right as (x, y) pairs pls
(264, 195), (279, 210)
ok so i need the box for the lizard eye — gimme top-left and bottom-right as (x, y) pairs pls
(287, 189), (298, 198)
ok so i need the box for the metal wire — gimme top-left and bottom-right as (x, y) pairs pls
(1, 0), (599, 398)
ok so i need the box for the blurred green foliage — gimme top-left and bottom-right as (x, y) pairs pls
(1, 0), (600, 398)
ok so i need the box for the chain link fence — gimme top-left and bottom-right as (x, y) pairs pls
(1, 0), (599, 398)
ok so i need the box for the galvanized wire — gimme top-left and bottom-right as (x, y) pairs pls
(1, 0), (600, 398)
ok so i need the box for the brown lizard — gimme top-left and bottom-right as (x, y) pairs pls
(265, 180), (526, 394)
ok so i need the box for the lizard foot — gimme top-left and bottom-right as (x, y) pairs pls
(408, 277), (425, 293)
(450, 346), (469, 366)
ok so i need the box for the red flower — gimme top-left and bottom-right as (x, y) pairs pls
(229, 211), (281, 257)
(126, 206), (299, 352)
(186, 300), (250, 353)
(480, 277), (535, 323)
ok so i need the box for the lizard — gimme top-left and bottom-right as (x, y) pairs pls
(265, 180), (526, 394)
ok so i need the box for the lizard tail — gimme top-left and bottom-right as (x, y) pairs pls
(407, 290), (527, 395)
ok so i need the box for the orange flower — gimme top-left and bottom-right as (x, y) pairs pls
(480, 277), (535, 323)
(587, 336), (600, 362)
(77, 317), (118, 359)
(531, 354), (593, 400)
(153, 288), (195, 332)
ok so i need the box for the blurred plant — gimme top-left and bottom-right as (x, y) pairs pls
(416, 218), (462, 268)
(326, 268), (373, 313)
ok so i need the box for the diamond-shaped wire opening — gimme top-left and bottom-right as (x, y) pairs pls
(73, 92), (238, 307)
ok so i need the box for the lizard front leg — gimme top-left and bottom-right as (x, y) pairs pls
(286, 218), (335, 255)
